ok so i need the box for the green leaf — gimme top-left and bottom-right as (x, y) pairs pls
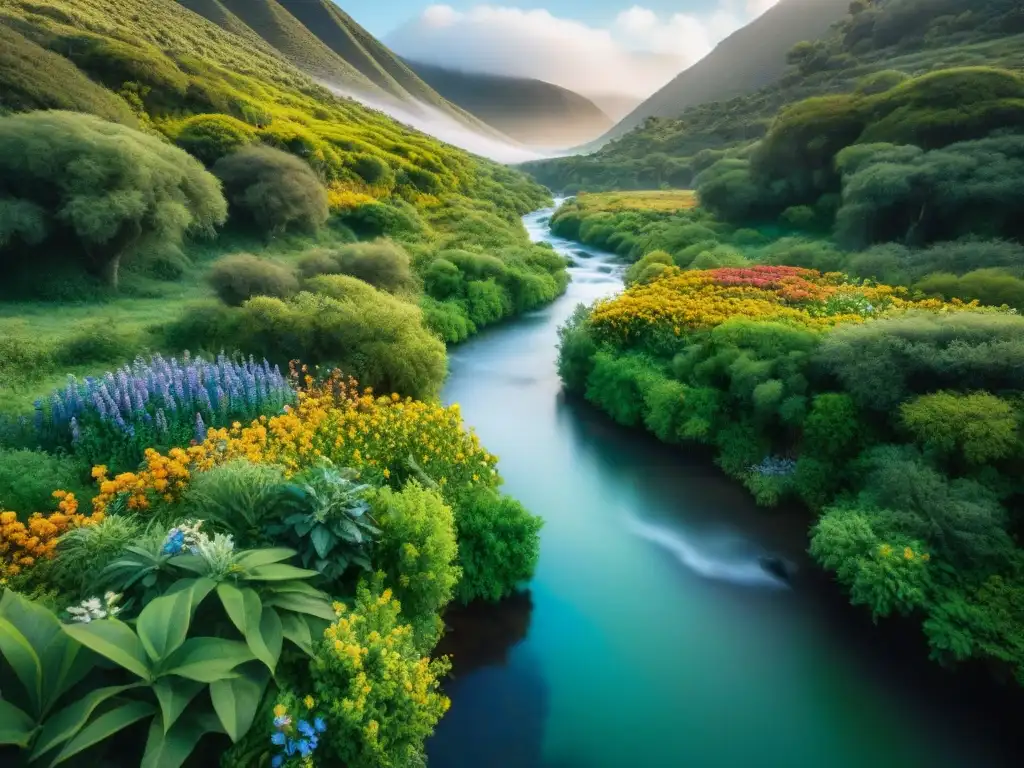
(209, 668), (268, 742)
(30, 684), (139, 759)
(255, 607), (283, 672)
(141, 711), (220, 768)
(167, 555), (208, 575)
(310, 526), (336, 558)
(137, 591), (192, 663)
(263, 592), (338, 621)
(161, 638), (253, 682)
(263, 580), (329, 599)
(232, 548), (297, 570)
(63, 619), (152, 681)
(41, 632), (95, 714)
(49, 700), (156, 766)
(215, 583), (261, 638)
(245, 563), (320, 582)
(151, 678), (205, 734)
(0, 698), (36, 747)
(0, 616), (43, 715)
(280, 613), (313, 656)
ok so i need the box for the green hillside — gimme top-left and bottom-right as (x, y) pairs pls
(525, 0), (1024, 193)
(405, 59), (613, 149)
(590, 0), (851, 148)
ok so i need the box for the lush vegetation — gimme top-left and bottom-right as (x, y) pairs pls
(0, 370), (542, 766)
(523, 0), (1024, 193)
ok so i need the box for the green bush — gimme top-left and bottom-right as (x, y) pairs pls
(0, 110), (226, 288)
(53, 322), (145, 367)
(901, 391), (1019, 465)
(299, 240), (416, 294)
(453, 489), (542, 604)
(213, 145), (329, 236)
(0, 448), (89, 515)
(180, 459), (287, 546)
(208, 253), (299, 306)
(423, 258), (464, 299)
(371, 483), (460, 652)
(171, 113), (257, 165)
(420, 297), (474, 344)
(625, 250), (674, 286)
(38, 514), (144, 599)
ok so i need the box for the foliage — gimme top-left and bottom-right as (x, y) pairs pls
(170, 114), (257, 166)
(453, 488), (542, 604)
(0, 448), (89, 516)
(0, 111), (226, 288)
(208, 254), (299, 307)
(180, 460), (287, 548)
(371, 483), (460, 652)
(311, 574), (451, 768)
(25, 353), (292, 471)
(213, 146), (330, 237)
(900, 391), (1019, 466)
(298, 240), (416, 294)
(267, 462), (380, 585)
(1, 492), (101, 582)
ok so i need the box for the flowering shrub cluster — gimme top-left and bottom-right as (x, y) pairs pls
(270, 694), (328, 767)
(29, 353), (292, 469)
(312, 575), (451, 768)
(589, 266), (979, 342)
(0, 491), (102, 580)
(91, 372), (498, 516)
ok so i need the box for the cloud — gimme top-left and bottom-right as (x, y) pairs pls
(387, 2), (781, 99)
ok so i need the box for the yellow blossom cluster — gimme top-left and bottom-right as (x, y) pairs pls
(590, 266), (980, 342)
(0, 492), (103, 579)
(90, 373), (498, 515)
(879, 543), (931, 562)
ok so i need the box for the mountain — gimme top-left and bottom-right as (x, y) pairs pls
(403, 60), (613, 149)
(591, 0), (852, 148)
(174, 0), (498, 134)
(586, 94), (645, 123)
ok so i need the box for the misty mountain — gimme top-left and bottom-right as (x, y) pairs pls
(403, 60), (613, 149)
(175, 0), (497, 135)
(591, 0), (852, 148)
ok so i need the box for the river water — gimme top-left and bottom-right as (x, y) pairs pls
(427, 205), (1018, 768)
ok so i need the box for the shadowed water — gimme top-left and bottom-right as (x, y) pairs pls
(427, 205), (1019, 768)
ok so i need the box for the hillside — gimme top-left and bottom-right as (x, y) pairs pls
(404, 59), (613, 149)
(591, 0), (852, 148)
(525, 0), (1024, 193)
(174, 0), (496, 132)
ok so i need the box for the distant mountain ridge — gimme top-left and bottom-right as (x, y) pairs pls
(403, 60), (613, 149)
(590, 0), (852, 148)
(175, 0), (499, 135)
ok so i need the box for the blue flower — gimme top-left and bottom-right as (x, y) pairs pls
(285, 739), (298, 756)
(273, 715), (291, 729)
(271, 756), (284, 768)
(270, 731), (286, 746)
(308, 735), (319, 751)
(313, 717), (327, 733)
(297, 739), (312, 758)
(297, 720), (315, 738)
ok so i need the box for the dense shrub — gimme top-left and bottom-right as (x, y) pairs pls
(213, 145), (329, 236)
(180, 459), (287, 546)
(372, 483), (460, 652)
(171, 113), (256, 165)
(208, 253), (299, 306)
(0, 111), (226, 287)
(299, 240), (416, 294)
(0, 448), (89, 515)
(453, 488), (543, 604)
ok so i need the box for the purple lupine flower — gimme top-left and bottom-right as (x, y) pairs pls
(194, 412), (207, 443)
(155, 408), (168, 435)
(70, 416), (81, 444)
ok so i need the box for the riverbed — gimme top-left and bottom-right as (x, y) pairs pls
(426, 205), (1017, 768)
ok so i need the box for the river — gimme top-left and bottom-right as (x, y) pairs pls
(427, 204), (1019, 768)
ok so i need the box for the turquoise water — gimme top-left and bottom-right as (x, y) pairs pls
(428, 206), (1012, 768)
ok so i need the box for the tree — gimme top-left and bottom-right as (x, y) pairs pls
(0, 111), (226, 288)
(213, 145), (329, 236)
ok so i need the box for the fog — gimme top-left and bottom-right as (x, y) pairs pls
(321, 82), (551, 164)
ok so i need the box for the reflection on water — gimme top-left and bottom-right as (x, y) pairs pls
(438, 592), (534, 677)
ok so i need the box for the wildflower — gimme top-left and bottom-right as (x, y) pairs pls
(273, 715), (291, 729)
(303, 695), (315, 710)
(313, 717), (327, 733)
(270, 731), (286, 746)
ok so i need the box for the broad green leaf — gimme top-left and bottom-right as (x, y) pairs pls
(162, 577), (216, 614)
(151, 678), (205, 734)
(49, 700), (155, 766)
(41, 633), (95, 714)
(137, 591), (192, 663)
(215, 583), (261, 638)
(141, 711), (221, 768)
(246, 563), (320, 582)
(310, 526), (335, 558)
(63, 620), (151, 681)
(0, 616), (43, 714)
(232, 548), (297, 570)
(167, 554), (208, 576)
(264, 592), (338, 622)
(209, 668), (268, 742)
(162, 638), (254, 682)
(0, 698), (36, 747)
(255, 607), (283, 672)
(263, 580), (329, 598)
(30, 684), (139, 759)
(280, 613), (313, 656)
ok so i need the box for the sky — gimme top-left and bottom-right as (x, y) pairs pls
(346, 1), (782, 99)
